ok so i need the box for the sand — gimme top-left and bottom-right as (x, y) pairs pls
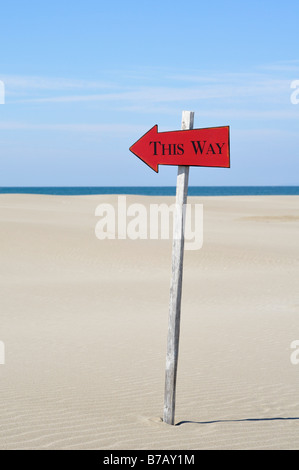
(0, 193), (299, 450)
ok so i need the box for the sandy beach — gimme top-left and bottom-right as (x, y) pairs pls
(0, 193), (299, 450)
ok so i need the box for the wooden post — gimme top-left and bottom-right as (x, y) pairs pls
(163, 111), (194, 425)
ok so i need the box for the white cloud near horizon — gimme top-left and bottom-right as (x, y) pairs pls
(0, 122), (298, 140)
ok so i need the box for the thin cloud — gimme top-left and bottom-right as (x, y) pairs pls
(1, 75), (115, 95)
(259, 60), (299, 72)
(2, 67), (296, 124)
(11, 79), (289, 105)
(0, 121), (145, 133)
(199, 108), (299, 120)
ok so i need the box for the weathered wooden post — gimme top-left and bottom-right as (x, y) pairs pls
(163, 111), (194, 425)
(129, 112), (230, 426)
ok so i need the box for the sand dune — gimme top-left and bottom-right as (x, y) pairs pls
(0, 194), (299, 449)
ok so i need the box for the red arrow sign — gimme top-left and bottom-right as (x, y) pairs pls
(129, 125), (230, 172)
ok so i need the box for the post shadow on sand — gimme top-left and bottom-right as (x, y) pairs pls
(176, 417), (299, 426)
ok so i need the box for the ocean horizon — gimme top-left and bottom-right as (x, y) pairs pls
(0, 186), (299, 196)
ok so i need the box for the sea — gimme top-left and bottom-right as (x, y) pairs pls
(0, 186), (299, 196)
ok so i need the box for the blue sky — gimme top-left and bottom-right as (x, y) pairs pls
(0, 0), (299, 186)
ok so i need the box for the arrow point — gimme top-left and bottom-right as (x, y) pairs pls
(129, 125), (159, 173)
